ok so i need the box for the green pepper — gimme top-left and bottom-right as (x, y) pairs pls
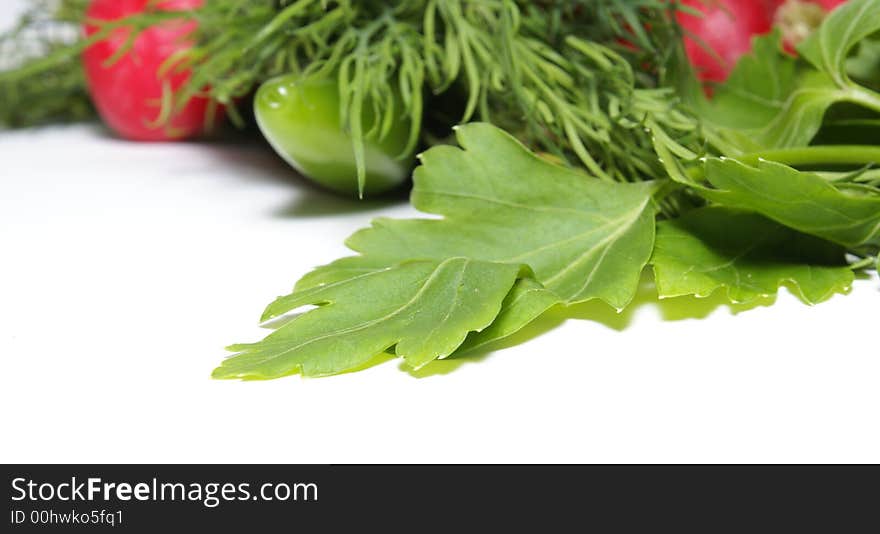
(254, 75), (414, 196)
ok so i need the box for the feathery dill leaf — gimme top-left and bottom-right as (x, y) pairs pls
(0, 0), (92, 126)
(0, 0), (696, 184)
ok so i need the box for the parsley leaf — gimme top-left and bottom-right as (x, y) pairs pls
(312, 123), (657, 309)
(218, 124), (657, 379)
(694, 0), (880, 157)
(798, 0), (880, 88)
(700, 158), (880, 248)
(703, 33), (842, 154)
(456, 278), (561, 355)
(214, 259), (525, 379)
(652, 207), (854, 305)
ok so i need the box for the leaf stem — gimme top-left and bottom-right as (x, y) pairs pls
(848, 256), (877, 271)
(844, 84), (880, 115)
(737, 145), (880, 168)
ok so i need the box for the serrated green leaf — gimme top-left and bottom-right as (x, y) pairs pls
(295, 262), (561, 365)
(221, 123), (658, 379)
(328, 123), (658, 310)
(294, 255), (392, 292)
(652, 207), (854, 305)
(214, 258), (523, 379)
(456, 278), (561, 355)
(699, 158), (880, 248)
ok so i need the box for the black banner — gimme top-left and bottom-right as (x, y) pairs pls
(2, 465), (877, 531)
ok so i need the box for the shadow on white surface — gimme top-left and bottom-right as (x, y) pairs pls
(407, 274), (777, 378)
(273, 187), (409, 218)
(194, 131), (411, 217)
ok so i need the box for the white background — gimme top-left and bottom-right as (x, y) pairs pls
(1, 3), (878, 464)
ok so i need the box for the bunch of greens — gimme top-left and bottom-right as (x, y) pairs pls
(0, 0), (92, 126)
(0, 1), (877, 380)
(1, 0), (689, 186)
(216, 0), (880, 380)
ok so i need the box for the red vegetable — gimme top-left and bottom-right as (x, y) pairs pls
(678, 0), (847, 87)
(677, 0), (774, 85)
(82, 0), (215, 141)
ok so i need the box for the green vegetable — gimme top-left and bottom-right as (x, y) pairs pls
(216, 123), (656, 379)
(455, 278), (560, 356)
(798, 0), (880, 87)
(215, 258), (524, 379)
(2, 0), (879, 382)
(326, 124), (657, 309)
(0, 0), (93, 127)
(215, 2), (880, 380)
(2, 0), (690, 186)
(700, 158), (880, 249)
(698, 32), (839, 154)
(695, 0), (880, 157)
(652, 207), (854, 305)
(255, 75), (413, 196)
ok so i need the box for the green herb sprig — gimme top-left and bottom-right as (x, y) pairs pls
(220, 0), (880, 380)
(1, 0), (695, 189)
(0, 0), (92, 126)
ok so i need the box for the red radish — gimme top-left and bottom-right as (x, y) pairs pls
(677, 0), (774, 85)
(82, 0), (216, 141)
(677, 0), (847, 87)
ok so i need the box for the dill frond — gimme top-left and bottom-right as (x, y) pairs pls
(0, 0), (697, 184)
(0, 0), (92, 127)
